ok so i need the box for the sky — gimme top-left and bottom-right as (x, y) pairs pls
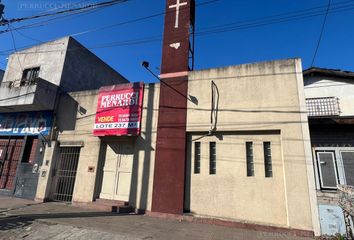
(0, 0), (354, 83)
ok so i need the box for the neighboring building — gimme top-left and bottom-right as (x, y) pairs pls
(0, 36), (128, 199)
(0, 69), (4, 83)
(304, 67), (354, 236)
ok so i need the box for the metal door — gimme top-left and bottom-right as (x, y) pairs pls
(0, 139), (24, 190)
(317, 151), (339, 189)
(53, 147), (80, 202)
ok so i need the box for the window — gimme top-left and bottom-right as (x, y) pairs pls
(317, 151), (338, 188)
(21, 67), (40, 86)
(315, 149), (354, 189)
(263, 142), (272, 177)
(209, 142), (216, 174)
(194, 142), (201, 174)
(246, 142), (254, 177)
(340, 151), (354, 186)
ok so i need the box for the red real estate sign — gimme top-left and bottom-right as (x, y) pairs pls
(93, 82), (144, 136)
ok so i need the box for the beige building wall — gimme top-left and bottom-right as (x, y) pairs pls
(35, 141), (59, 201)
(35, 83), (159, 211)
(186, 132), (286, 225)
(186, 59), (319, 232)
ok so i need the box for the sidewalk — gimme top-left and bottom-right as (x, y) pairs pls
(0, 196), (36, 212)
(0, 196), (313, 240)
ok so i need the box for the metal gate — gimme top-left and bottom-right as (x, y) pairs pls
(0, 138), (24, 190)
(53, 147), (80, 202)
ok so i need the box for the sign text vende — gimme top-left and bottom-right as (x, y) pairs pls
(93, 83), (144, 136)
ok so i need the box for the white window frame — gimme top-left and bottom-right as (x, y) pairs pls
(339, 150), (354, 186)
(316, 151), (339, 189)
(313, 147), (354, 190)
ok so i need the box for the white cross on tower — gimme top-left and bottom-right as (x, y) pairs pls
(169, 0), (188, 29)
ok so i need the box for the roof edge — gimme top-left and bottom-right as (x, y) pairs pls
(303, 67), (354, 80)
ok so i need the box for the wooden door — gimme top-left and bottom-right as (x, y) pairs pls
(100, 143), (133, 201)
(114, 143), (133, 201)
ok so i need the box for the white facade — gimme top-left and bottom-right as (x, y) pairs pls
(304, 75), (354, 117)
(303, 68), (354, 237)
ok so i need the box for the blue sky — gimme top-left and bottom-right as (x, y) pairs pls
(1, 0), (354, 83)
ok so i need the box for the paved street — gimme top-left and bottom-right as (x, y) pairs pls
(0, 196), (313, 240)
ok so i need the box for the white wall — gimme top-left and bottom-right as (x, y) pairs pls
(304, 76), (354, 117)
(3, 37), (69, 86)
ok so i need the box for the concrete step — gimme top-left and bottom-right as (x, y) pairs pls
(117, 205), (133, 214)
(95, 199), (129, 207)
(79, 202), (115, 212)
(79, 199), (134, 214)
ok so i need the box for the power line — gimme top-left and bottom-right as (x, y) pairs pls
(0, 69), (346, 103)
(0, 1), (354, 55)
(0, 0), (129, 26)
(8, 24), (24, 72)
(311, 0), (332, 67)
(0, 2), (110, 34)
(1, 0), (349, 37)
(37, 0), (93, 14)
(70, 0), (221, 37)
(0, 0), (220, 47)
(197, 0), (350, 36)
(14, 28), (44, 44)
(199, 0), (346, 31)
(0, 1), (353, 56)
(6, 0), (219, 36)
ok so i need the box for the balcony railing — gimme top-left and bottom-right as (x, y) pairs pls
(3, 77), (40, 89)
(306, 97), (340, 118)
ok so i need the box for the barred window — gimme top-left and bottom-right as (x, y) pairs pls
(21, 67), (40, 86)
(209, 142), (216, 175)
(264, 142), (272, 178)
(246, 142), (254, 177)
(194, 142), (201, 174)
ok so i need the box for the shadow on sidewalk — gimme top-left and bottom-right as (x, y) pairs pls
(0, 216), (34, 231)
(0, 211), (132, 231)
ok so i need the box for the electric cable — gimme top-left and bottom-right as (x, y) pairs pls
(0, 0), (129, 26)
(311, 0), (332, 67)
(1, 1), (353, 56)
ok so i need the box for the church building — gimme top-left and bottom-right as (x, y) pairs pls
(1, 0), (322, 237)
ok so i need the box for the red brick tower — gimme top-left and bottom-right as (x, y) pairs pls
(151, 0), (195, 214)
